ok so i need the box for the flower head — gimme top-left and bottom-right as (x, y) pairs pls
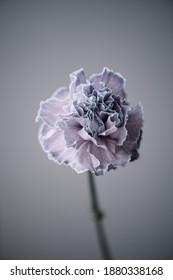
(36, 68), (143, 175)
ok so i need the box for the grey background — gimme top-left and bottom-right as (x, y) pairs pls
(0, 0), (173, 260)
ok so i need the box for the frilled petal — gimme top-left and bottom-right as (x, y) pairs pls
(60, 118), (106, 149)
(126, 102), (143, 142)
(78, 128), (106, 148)
(38, 124), (77, 165)
(36, 88), (69, 126)
(52, 87), (69, 100)
(109, 126), (128, 145)
(69, 68), (87, 95)
(88, 139), (131, 175)
(98, 114), (118, 136)
(70, 142), (100, 174)
(89, 67), (126, 99)
(59, 118), (84, 149)
(123, 129), (142, 161)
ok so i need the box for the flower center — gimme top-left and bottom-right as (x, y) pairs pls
(74, 82), (125, 137)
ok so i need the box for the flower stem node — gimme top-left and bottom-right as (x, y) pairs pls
(92, 210), (104, 222)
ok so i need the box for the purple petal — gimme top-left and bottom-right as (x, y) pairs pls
(123, 141), (139, 161)
(60, 118), (105, 149)
(89, 67), (126, 98)
(109, 126), (128, 145)
(126, 103), (143, 142)
(69, 68), (87, 95)
(60, 118), (84, 149)
(78, 127), (105, 148)
(98, 119), (117, 136)
(88, 139), (130, 175)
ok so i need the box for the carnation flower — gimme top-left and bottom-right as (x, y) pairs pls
(36, 68), (143, 175)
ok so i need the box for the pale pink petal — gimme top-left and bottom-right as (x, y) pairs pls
(69, 68), (87, 95)
(78, 127), (106, 148)
(70, 142), (100, 174)
(52, 87), (69, 100)
(99, 125), (117, 136)
(39, 124), (76, 165)
(36, 88), (70, 126)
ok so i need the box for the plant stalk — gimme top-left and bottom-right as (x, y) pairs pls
(88, 171), (113, 260)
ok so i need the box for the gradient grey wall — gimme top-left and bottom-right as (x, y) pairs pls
(0, 0), (173, 259)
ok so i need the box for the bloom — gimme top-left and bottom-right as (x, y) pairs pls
(36, 68), (143, 175)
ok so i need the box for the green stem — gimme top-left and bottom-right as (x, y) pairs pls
(88, 171), (113, 260)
